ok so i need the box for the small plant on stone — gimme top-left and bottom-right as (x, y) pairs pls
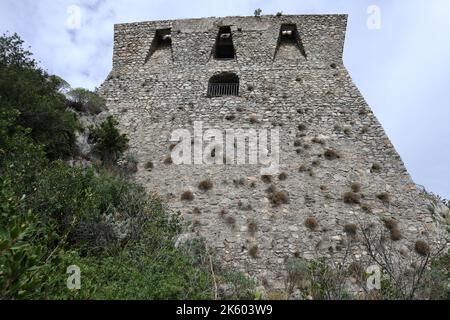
(225, 216), (236, 228)
(390, 228), (402, 241)
(343, 192), (361, 205)
(377, 192), (390, 204)
(269, 191), (289, 207)
(248, 245), (259, 258)
(219, 208), (228, 218)
(299, 165), (308, 172)
(144, 161), (154, 171)
(249, 114), (259, 124)
(248, 221), (258, 235)
(343, 224), (358, 237)
(225, 114), (236, 121)
(261, 175), (272, 183)
(371, 163), (382, 173)
(279, 172), (288, 181)
(351, 182), (361, 193)
(163, 155), (173, 165)
(181, 190), (194, 201)
(198, 179), (213, 191)
(415, 240), (430, 256)
(266, 184), (277, 194)
(304, 217), (319, 231)
(343, 126), (352, 135)
(324, 149), (340, 160)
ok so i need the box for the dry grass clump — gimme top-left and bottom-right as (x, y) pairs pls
(383, 218), (398, 231)
(343, 191), (361, 204)
(351, 182), (361, 193)
(265, 184), (277, 194)
(371, 163), (382, 173)
(248, 221), (258, 235)
(377, 192), (390, 204)
(144, 161), (154, 171)
(347, 262), (365, 280)
(219, 208), (228, 218)
(163, 155), (173, 165)
(304, 217), (319, 231)
(225, 114), (236, 121)
(225, 215), (236, 227)
(279, 172), (288, 181)
(324, 149), (340, 160)
(390, 228), (402, 241)
(299, 165), (308, 172)
(414, 240), (430, 256)
(261, 175), (272, 183)
(198, 179), (213, 191)
(249, 114), (259, 124)
(382, 217), (402, 241)
(269, 191), (289, 207)
(344, 223), (358, 236)
(361, 203), (372, 212)
(248, 245), (259, 258)
(181, 190), (194, 201)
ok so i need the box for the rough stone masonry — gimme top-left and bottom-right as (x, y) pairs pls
(99, 15), (446, 288)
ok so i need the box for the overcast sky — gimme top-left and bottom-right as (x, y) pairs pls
(1, 0), (449, 198)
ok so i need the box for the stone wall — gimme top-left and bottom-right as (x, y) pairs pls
(99, 15), (444, 289)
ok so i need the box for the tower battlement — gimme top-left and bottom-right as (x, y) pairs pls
(112, 15), (347, 71)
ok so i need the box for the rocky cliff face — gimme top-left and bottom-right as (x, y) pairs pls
(99, 15), (447, 288)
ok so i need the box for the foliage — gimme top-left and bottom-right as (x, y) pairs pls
(0, 33), (77, 160)
(0, 33), (257, 300)
(67, 88), (106, 114)
(89, 116), (129, 164)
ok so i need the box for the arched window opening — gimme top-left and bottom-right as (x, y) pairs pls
(214, 26), (236, 60)
(207, 73), (239, 97)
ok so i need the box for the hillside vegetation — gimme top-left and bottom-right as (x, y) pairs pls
(0, 33), (254, 299)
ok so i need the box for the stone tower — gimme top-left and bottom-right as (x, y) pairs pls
(100, 15), (441, 288)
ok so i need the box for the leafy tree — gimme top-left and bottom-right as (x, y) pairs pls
(89, 116), (129, 164)
(0, 33), (77, 160)
(67, 88), (106, 114)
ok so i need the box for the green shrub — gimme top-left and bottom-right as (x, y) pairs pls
(0, 33), (77, 160)
(89, 115), (129, 164)
(67, 88), (106, 114)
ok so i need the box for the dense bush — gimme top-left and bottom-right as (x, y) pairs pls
(0, 33), (255, 300)
(67, 88), (106, 114)
(89, 115), (129, 164)
(0, 33), (77, 160)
